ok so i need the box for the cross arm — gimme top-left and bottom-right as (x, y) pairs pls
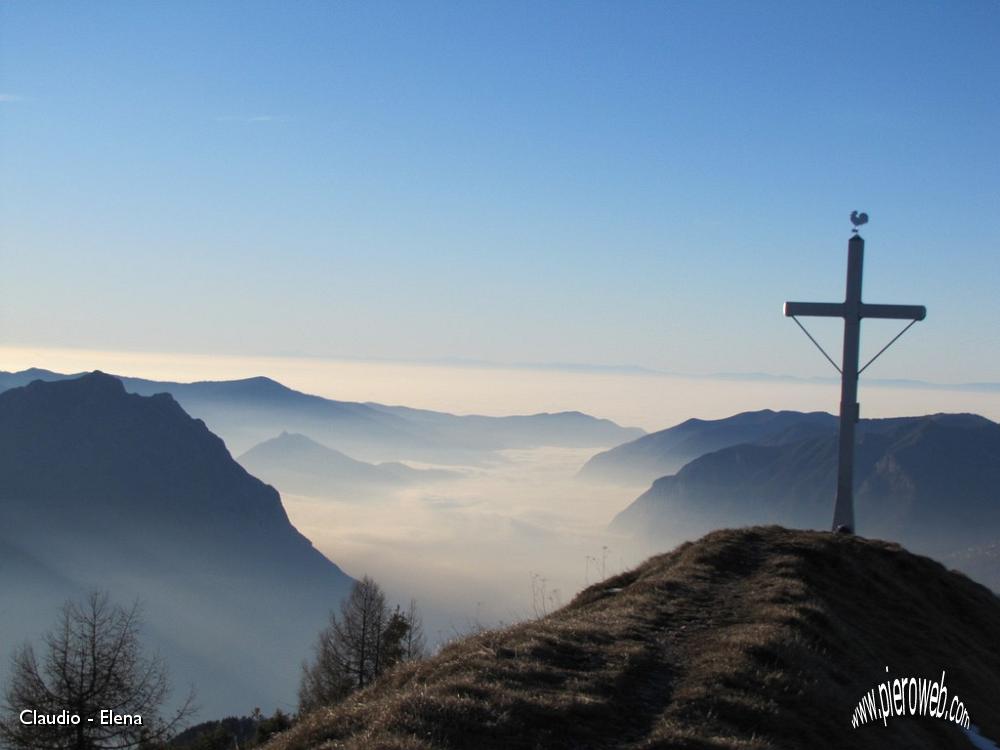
(783, 301), (845, 318)
(859, 303), (926, 321)
(784, 301), (926, 321)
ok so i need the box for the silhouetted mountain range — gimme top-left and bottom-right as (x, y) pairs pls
(238, 432), (458, 498)
(0, 369), (643, 460)
(579, 409), (837, 484)
(611, 413), (1000, 583)
(0, 372), (354, 716)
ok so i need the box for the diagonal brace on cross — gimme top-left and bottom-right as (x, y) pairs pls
(783, 230), (926, 535)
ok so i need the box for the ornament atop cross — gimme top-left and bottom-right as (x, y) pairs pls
(783, 213), (926, 534)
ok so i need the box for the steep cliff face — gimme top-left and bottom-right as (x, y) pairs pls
(0, 372), (354, 715)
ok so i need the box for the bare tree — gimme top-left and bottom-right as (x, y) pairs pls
(336, 575), (386, 691)
(298, 577), (425, 713)
(296, 619), (353, 712)
(0, 592), (195, 750)
(402, 599), (427, 661)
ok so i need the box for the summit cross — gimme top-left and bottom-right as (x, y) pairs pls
(783, 218), (926, 534)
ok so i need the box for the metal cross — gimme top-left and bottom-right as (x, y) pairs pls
(783, 224), (925, 534)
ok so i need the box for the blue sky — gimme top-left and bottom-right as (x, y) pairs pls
(2, 1), (998, 383)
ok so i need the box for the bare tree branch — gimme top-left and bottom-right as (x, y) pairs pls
(0, 591), (196, 750)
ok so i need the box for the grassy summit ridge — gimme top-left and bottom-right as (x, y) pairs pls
(269, 527), (1000, 750)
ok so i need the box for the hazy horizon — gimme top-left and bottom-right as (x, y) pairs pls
(3, 345), (999, 431)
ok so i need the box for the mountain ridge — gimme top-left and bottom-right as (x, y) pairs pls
(263, 526), (1000, 749)
(610, 412), (1000, 580)
(579, 409), (838, 484)
(0, 368), (644, 459)
(238, 431), (458, 497)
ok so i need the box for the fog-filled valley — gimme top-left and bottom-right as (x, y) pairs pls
(277, 445), (647, 645)
(3, 365), (1000, 721)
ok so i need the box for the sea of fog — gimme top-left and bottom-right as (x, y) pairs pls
(280, 446), (650, 647)
(6, 346), (1000, 651)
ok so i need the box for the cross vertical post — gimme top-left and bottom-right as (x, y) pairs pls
(784, 225), (925, 535)
(834, 235), (864, 532)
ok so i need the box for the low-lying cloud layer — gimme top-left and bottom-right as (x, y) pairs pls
(280, 447), (650, 645)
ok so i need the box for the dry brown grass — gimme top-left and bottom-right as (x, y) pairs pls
(266, 527), (1000, 749)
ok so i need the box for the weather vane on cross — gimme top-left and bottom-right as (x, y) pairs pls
(783, 212), (925, 536)
(850, 210), (869, 234)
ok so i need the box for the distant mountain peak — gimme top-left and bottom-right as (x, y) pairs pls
(40, 369), (124, 393)
(180, 374), (296, 397)
(14, 366), (64, 378)
(235, 375), (289, 389)
(238, 431), (461, 496)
